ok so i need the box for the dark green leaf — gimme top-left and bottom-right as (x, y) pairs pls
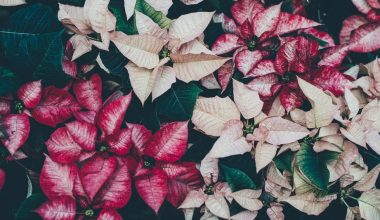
(1, 4), (67, 84)
(296, 142), (338, 190)
(28, 119), (54, 153)
(99, 44), (129, 75)
(220, 164), (256, 192)
(304, 33), (328, 46)
(109, 6), (138, 35)
(182, 130), (216, 162)
(142, 98), (160, 132)
(156, 83), (202, 121)
(274, 151), (294, 173)
(58, 0), (85, 6)
(135, 0), (172, 28)
(0, 66), (18, 96)
(205, 0), (234, 16)
(15, 194), (46, 220)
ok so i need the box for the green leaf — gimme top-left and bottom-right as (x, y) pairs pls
(182, 130), (215, 162)
(274, 151), (294, 173)
(59, 0), (85, 6)
(220, 164), (256, 192)
(0, 66), (19, 96)
(15, 194), (46, 220)
(135, 0), (172, 29)
(1, 4), (66, 84)
(156, 83), (202, 121)
(109, 6), (138, 35)
(296, 142), (338, 190)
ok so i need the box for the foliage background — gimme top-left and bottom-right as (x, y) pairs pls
(0, 0), (378, 219)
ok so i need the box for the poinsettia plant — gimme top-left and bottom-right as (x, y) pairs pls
(0, 0), (379, 219)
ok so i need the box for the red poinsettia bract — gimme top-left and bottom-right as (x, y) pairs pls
(36, 154), (129, 220)
(0, 81), (80, 155)
(211, 0), (320, 81)
(129, 122), (203, 213)
(246, 36), (352, 111)
(45, 73), (133, 164)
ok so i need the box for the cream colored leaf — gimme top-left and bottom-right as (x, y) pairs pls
(259, 117), (310, 145)
(0, 0), (25, 6)
(169, 11), (214, 48)
(281, 193), (337, 215)
(353, 164), (380, 191)
(200, 155), (219, 185)
(313, 140), (341, 153)
(278, 141), (300, 155)
(321, 134), (344, 147)
(340, 122), (367, 147)
(200, 74), (221, 90)
(319, 123), (340, 138)
(179, 189), (208, 208)
(69, 35), (92, 61)
(231, 211), (258, 220)
(265, 178), (292, 199)
(183, 208), (194, 220)
(146, 0), (172, 15)
(152, 64), (176, 100)
(297, 77), (338, 128)
(177, 39), (214, 55)
(358, 189), (380, 220)
(267, 163), (292, 190)
(208, 120), (252, 158)
(171, 53), (230, 83)
(233, 79), (263, 119)
(344, 88), (360, 119)
(254, 112), (268, 125)
(333, 140), (359, 179)
(267, 204), (285, 220)
(58, 3), (92, 35)
(126, 62), (155, 104)
(112, 32), (166, 69)
(268, 96), (286, 117)
(231, 189), (263, 211)
(200, 211), (218, 220)
(205, 194), (230, 219)
(290, 108), (307, 127)
(353, 76), (374, 97)
(215, 182), (233, 202)
(345, 206), (361, 220)
(135, 11), (168, 38)
(192, 96), (240, 136)
(350, 153), (369, 181)
(84, 0), (115, 33)
(340, 174), (355, 188)
(124, 0), (137, 19)
(255, 142), (278, 172)
(180, 0), (204, 5)
(126, 58), (171, 103)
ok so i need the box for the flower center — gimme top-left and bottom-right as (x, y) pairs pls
(84, 209), (94, 217)
(243, 120), (255, 136)
(280, 72), (296, 83)
(159, 47), (171, 59)
(204, 184), (214, 195)
(142, 156), (155, 168)
(98, 145), (109, 152)
(302, 136), (319, 146)
(13, 100), (24, 113)
(247, 39), (256, 51)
